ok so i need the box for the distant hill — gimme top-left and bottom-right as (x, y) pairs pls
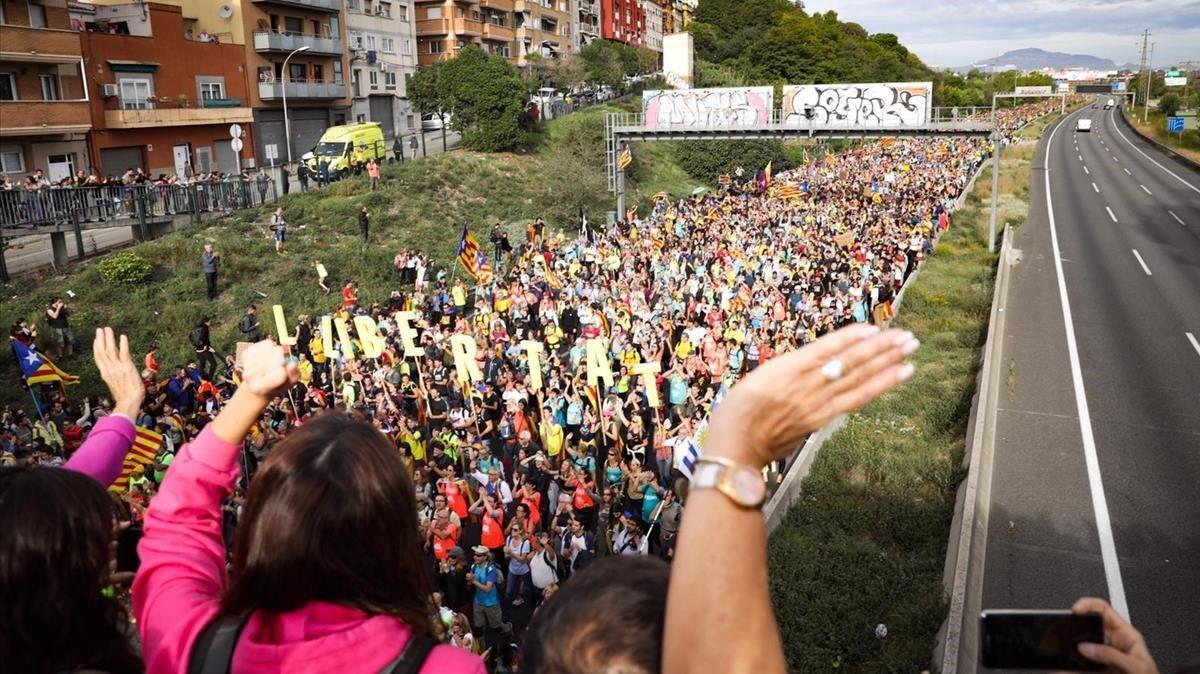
(953, 47), (1119, 73)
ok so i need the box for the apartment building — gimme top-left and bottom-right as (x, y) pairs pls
(234, 0), (351, 164)
(599, 0), (642, 46)
(573, 0), (598, 50)
(514, 0), (571, 64)
(72, 2), (255, 177)
(414, 0), (517, 66)
(675, 0), (694, 30)
(640, 0), (661, 52)
(0, 0), (91, 182)
(345, 0), (418, 137)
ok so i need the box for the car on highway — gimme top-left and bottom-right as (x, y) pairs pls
(1076, 118), (1092, 132)
(1104, 98), (1115, 109)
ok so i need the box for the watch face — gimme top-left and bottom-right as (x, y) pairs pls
(733, 468), (765, 505)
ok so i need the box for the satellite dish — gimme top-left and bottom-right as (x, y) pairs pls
(217, 4), (234, 19)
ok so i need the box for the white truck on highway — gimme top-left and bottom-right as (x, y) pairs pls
(1104, 98), (1115, 109)
(1077, 118), (1092, 132)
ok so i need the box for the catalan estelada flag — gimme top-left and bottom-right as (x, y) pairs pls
(10, 338), (79, 387)
(457, 224), (483, 279)
(110, 427), (164, 491)
(584, 384), (601, 413)
(777, 185), (802, 200)
(618, 145), (632, 170)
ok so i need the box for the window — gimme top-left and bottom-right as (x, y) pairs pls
(28, 2), (47, 28)
(333, 60), (343, 84)
(397, 5), (407, 21)
(199, 80), (225, 100)
(347, 0), (360, 10)
(47, 153), (75, 181)
(284, 16), (303, 34)
(377, 2), (390, 18)
(352, 69), (362, 96)
(118, 77), (153, 109)
(0, 73), (16, 101)
(385, 72), (396, 90)
(365, 34), (377, 51)
(288, 63), (305, 81)
(0, 148), (23, 174)
(311, 64), (324, 81)
(381, 37), (394, 53)
(350, 30), (364, 50)
(426, 6), (441, 19)
(369, 71), (378, 88)
(356, 113), (365, 123)
(428, 40), (443, 54)
(402, 39), (412, 55)
(0, 3), (6, 25)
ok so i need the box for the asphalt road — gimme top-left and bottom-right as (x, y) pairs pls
(981, 100), (1200, 671)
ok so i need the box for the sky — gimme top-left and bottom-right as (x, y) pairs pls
(798, 0), (1200, 69)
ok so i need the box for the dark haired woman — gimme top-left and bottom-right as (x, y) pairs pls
(1, 328), (147, 674)
(132, 340), (483, 673)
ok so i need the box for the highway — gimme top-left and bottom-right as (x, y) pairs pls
(980, 99), (1200, 671)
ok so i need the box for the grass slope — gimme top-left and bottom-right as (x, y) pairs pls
(0, 106), (693, 406)
(767, 138), (1041, 671)
(1126, 105), (1200, 163)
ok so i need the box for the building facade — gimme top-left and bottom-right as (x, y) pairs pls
(414, 0), (518, 66)
(345, 0), (418, 138)
(236, 0), (352, 165)
(640, 0), (662, 52)
(599, 0), (642, 46)
(0, 0), (91, 183)
(73, 2), (255, 177)
(573, 0), (599, 50)
(514, 0), (571, 65)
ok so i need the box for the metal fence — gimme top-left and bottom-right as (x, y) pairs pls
(0, 180), (279, 230)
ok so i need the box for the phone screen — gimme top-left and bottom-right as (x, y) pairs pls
(980, 610), (1104, 671)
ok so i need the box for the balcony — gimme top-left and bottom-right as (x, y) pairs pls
(0, 101), (91, 136)
(258, 80), (347, 100)
(416, 18), (452, 36)
(0, 24), (84, 63)
(254, 31), (345, 56)
(480, 0), (515, 10)
(455, 19), (484, 36)
(104, 101), (254, 129)
(482, 22), (514, 41)
(250, 0), (342, 13)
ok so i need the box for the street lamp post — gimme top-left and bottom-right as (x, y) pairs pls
(282, 45), (311, 167)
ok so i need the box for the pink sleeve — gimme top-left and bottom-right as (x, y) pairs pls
(63, 414), (136, 487)
(132, 425), (243, 674)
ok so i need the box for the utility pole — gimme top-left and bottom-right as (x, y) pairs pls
(1138, 30), (1150, 121)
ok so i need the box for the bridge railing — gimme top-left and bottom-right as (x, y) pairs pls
(0, 180), (279, 230)
(611, 107), (997, 133)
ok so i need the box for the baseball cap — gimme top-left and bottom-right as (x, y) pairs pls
(472, 545), (489, 556)
(448, 546), (465, 560)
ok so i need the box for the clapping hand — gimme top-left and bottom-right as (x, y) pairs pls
(238, 340), (299, 399)
(93, 327), (145, 419)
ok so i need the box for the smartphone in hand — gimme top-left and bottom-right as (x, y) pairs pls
(980, 609), (1104, 670)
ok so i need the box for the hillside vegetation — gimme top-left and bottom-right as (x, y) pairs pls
(0, 106), (698, 405)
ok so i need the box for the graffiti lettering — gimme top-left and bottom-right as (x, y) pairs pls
(643, 87), (773, 128)
(782, 82), (932, 128)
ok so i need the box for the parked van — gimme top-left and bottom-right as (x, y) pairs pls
(305, 122), (385, 179)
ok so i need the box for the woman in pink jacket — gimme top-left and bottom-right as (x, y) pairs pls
(132, 340), (483, 674)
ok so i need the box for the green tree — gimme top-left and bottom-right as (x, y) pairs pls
(579, 40), (626, 89)
(412, 48), (528, 152)
(1158, 92), (1181, 117)
(672, 139), (791, 182)
(635, 45), (660, 74)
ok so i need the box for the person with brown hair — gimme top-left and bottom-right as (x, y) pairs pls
(131, 340), (483, 673)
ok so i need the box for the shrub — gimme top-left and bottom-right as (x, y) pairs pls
(97, 251), (152, 286)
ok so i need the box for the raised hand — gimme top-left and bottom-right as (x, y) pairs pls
(93, 327), (145, 419)
(705, 324), (917, 469)
(238, 340), (299, 399)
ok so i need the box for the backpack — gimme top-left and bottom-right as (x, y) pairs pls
(188, 613), (437, 674)
(190, 327), (206, 349)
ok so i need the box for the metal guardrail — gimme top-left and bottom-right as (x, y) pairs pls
(0, 180), (279, 230)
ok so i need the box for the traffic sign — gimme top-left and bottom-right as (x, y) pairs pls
(1167, 117), (1185, 133)
(231, 137), (244, 152)
(229, 123), (243, 139)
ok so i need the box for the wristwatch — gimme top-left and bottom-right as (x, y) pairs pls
(690, 458), (766, 509)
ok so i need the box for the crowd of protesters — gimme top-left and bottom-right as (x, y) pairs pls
(2, 98), (1160, 674)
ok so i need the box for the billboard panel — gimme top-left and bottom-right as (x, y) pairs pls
(642, 87), (774, 128)
(780, 82), (932, 128)
(1015, 85), (1054, 95)
(1164, 76), (1187, 87)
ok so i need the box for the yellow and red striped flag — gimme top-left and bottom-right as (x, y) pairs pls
(110, 427), (164, 491)
(457, 224), (484, 279)
(618, 145), (632, 170)
(777, 185), (802, 200)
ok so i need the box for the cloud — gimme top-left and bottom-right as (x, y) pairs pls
(800, 0), (1200, 66)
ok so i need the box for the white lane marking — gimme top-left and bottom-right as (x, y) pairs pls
(1092, 182), (1100, 193)
(1140, 184), (1152, 195)
(1109, 108), (1200, 194)
(1084, 165), (1090, 175)
(1188, 333), (1200, 357)
(1045, 106), (1130, 619)
(1113, 156), (1120, 162)
(1169, 210), (1185, 226)
(1106, 206), (1118, 222)
(1079, 154), (1083, 161)
(1132, 249), (1153, 275)
(1123, 168), (1131, 176)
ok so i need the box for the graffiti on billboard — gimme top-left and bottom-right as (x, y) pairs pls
(781, 82), (932, 128)
(643, 87), (774, 128)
